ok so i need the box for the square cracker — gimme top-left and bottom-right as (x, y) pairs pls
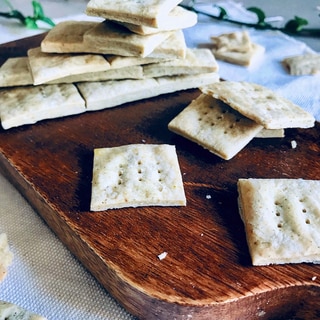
(237, 178), (320, 265)
(201, 81), (315, 129)
(0, 84), (86, 129)
(28, 47), (110, 85)
(85, 0), (182, 28)
(0, 233), (13, 283)
(41, 20), (98, 53)
(90, 144), (186, 211)
(168, 93), (263, 160)
(0, 57), (33, 87)
(282, 53), (320, 76)
(116, 6), (197, 35)
(83, 20), (174, 57)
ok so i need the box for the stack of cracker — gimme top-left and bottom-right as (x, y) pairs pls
(0, 0), (220, 130)
(168, 81), (315, 160)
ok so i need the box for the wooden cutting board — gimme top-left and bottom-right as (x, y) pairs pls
(1, 35), (320, 320)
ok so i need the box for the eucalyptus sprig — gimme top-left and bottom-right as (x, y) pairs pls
(0, 0), (55, 29)
(181, 3), (319, 37)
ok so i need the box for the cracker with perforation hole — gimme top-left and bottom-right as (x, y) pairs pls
(116, 6), (197, 35)
(0, 233), (13, 283)
(86, 0), (182, 28)
(201, 81), (315, 129)
(83, 20), (174, 57)
(0, 84), (86, 129)
(282, 53), (320, 75)
(28, 47), (111, 85)
(143, 48), (218, 78)
(0, 57), (33, 87)
(168, 94), (263, 160)
(90, 144), (186, 210)
(238, 178), (320, 266)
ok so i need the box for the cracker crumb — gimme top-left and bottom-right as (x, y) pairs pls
(158, 252), (168, 260)
(291, 140), (297, 149)
(312, 276), (317, 281)
(206, 194), (212, 199)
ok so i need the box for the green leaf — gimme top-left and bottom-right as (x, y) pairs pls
(24, 16), (38, 29)
(39, 16), (55, 27)
(247, 7), (266, 24)
(32, 0), (44, 19)
(285, 16), (308, 32)
(216, 6), (228, 20)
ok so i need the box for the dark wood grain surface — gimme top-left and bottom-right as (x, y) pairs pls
(1, 35), (320, 320)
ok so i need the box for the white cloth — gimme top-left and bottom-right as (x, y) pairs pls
(0, 172), (135, 320)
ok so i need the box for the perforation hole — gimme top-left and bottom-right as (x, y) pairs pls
(305, 219), (311, 224)
(277, 223), (282, 228)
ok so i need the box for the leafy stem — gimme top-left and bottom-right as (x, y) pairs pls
(0, 0), (55, 29)
(181, 3), (320, 37)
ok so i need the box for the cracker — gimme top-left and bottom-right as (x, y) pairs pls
(168, 94), (263, 160)
(90, 144), (186, 210)
(0, 84), (86, 129)
(255, 128), (285, 138)
(147, 30), (186, 59)
(143, 48), (218, 78)
(213, 43), (265, 66)
(0, 300), (47, 319)
(41, 20), (98, 53)
(0, 57), (33, 87)
(116, 6), (197, 35)
(211, 31), (265, 66)
(211, 31), (252, 53)
(77, 72), (219, 111)
(83, 20), (174, 57)
(28, 47), (111, 85)
(238, 178), (320, 265)
(0, 233), (13, 283)
(48, 65), (144, 84)
(201, 81), (315, 129)
(282, 53), (320, 76)
(85, 0), (182, 28)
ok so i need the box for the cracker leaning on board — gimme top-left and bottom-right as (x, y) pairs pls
(0, 0), (319, 276)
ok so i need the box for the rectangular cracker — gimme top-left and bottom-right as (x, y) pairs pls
(115, 6), (197, 35)
(238, 178), (320, 265)
(28, 47), (111, 85)
(0, 233), (13, 283)
(85, 0), (182, 28)
(0, 84), (86, 129)
(168, 94), (263, 160)
(90, 144), (186, 210)
(77, 72), (219, 111)
(282, 53), (320, 76)
(143, 48), (218, 78)
(201, 81), (315, 129)
(255, 128), (285, 138)
(83, 20), (174, 57)
(0, 57), (33, 87)
(48, 65), (144, 84)
(41, 21), (98, 53)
